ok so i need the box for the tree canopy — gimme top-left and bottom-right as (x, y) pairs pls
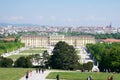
(0, 40), (25, 55)
(14, 56), (32, 68)
(49, 41), (79, 70)
(0, 57), (13, 67)
(86, 42), (120, 72)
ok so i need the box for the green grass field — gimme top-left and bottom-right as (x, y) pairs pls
(8, 54), (28, 60)
(47, 71), (120, 80)
(20, 50), (45, 53)
(0, 69), (120, 80)
(0, 68), (34, 80)
(31, 47), (48, 50)
(8, 49), (45, 60)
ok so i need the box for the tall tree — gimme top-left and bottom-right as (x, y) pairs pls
(42, 50), (49, 61)
(49, 41), (79, 70)
(42, 50), (50, 68)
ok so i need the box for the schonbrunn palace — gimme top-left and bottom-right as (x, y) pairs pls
(20, 35), (95, 48)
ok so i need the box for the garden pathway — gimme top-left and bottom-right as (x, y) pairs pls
(20, 70), (52, 80)
(20, 70), (65, 80)
(20, 70), (68, 80)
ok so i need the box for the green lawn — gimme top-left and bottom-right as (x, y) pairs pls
(47, 71), (120, 80)
(0, 68), (34, 80)
(31, 47), (48, 50)
(20, 50), (45, 53)
(8, 52), (42, 60)
(8, 49), (45, 60)
(8, 54), (28, 60)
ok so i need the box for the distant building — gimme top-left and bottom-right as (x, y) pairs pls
(3, 38), (16, 41)
(20, 35), (95, 47)
(103, 38), (120, 43)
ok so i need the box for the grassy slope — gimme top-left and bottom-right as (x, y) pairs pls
(47, 72), (120, 80)
(20, 50), (45, 53)
(7, 55), (28, 60)
(8, 49), (45, 60)
(0, 68), (33, 80)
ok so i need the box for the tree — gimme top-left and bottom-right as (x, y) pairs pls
(42, 50), (49, 61)
(0, 40), (25, 55)
(0, 57), (13, 67)
(42, 50), (50, 68)
(87, 42), (120, 72)
(49, 41), (79, 70)
(14, 56), (32, 68)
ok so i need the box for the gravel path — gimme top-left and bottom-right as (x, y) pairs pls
(20, 70), (53, 80)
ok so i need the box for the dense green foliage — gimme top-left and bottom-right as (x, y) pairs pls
(47, 71), (120, 80)
(14, 56), (32, 68)
(78, 62), (93, 72)
(49, 41), (79, 70)
(58, 32), (120, 39)
(58, 32), (91, 36)
(0, 68), (33, 80)
(42, 50), (50, 68)
(94, 33), (120, 39)
(86, 43), (120, 72)
(0, 40), (24, 55)
(83, 62), (93, 71)
(0, 57), (13, 67)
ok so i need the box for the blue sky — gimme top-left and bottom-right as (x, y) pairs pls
(0, 0), (120, 27)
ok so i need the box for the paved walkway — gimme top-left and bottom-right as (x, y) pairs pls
(20, 70), (53, 80)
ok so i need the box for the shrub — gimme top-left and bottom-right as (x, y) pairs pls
(0, 57), (13, 67)
(14, 56), (32, 68)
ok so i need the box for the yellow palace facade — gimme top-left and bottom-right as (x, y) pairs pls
(20, 35), (95, 47)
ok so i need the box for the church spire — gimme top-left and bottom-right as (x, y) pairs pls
(109, 22), (112, 28)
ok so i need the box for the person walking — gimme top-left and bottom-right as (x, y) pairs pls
(56, 74), (59, 80)
(87, 76), (92, 80)
(36, 68), (38, 73)
(29, 70), (32, 77)
(42, 68), (44, 74)
(39, 68), (41, 73)
(25, 71), (29, 80)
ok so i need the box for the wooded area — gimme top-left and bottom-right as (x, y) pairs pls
(86, 43), (120, 72)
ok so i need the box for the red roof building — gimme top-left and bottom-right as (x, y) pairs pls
(3, 38), (16, 41)
(103, 38), (120, 43)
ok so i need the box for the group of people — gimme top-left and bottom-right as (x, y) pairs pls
(36, 68), (45, 74)
(86, 75), (113, 80)
(56, 75), (93, 80)
(25, 69), (113, 80)
(25, 68), (45, 80)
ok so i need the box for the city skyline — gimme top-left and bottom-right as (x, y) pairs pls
(0, 0), (120, 27)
